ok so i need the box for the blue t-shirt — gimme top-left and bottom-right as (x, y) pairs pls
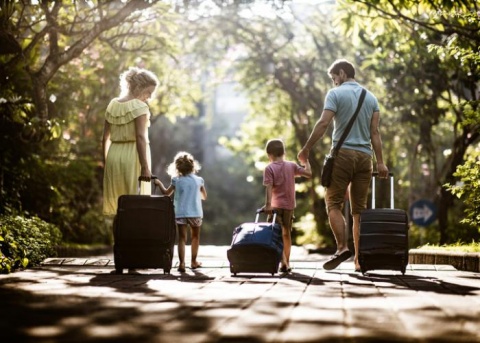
(324, 81), (380, 155)
(171, 174), (204, 218)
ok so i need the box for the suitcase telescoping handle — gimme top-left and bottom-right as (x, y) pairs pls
(371, 172), (394, 209)
(255, 209), (277, 224)
(137, 175), (158, 194)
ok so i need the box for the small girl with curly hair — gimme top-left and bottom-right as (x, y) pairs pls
(155, 152), (207, 272)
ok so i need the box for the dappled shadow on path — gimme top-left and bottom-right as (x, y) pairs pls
(347, 272), (480, 295)
(0, 265), (479, 342)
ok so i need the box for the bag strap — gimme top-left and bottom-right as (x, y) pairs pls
(332, 88), (367, 156)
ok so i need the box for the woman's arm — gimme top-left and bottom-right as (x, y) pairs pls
(134, 114), (151, 180)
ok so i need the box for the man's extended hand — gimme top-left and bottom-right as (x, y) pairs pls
(297, 147), (310, 166)
(377, 163), (389, 178)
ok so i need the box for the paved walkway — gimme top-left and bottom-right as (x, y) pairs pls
(1, 245), (479, 342)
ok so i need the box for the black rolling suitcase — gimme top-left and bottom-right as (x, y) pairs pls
(227, 210), (283, 276)
(359, 173), (409, 275)
(113, 178), (176, 274)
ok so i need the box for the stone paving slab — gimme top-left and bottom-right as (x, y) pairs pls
(0, 245), (479, 342)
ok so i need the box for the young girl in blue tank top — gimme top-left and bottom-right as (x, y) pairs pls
(155, 152), (207, 273)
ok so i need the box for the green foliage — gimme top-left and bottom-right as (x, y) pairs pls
(295, 213), (325, 246)
(0, 215), (62, 273)
(446, 145), (480, 230)
(409, 223), (441, 249)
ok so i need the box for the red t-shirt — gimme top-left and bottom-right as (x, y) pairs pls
(263, 161), (305, 210)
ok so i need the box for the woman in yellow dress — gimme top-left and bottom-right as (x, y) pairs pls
(102, 67), (159, 217)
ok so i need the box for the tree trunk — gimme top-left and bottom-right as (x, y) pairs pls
(437, 186), (455, 244)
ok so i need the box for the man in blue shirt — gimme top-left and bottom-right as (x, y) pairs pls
(298, 59), (389, 271)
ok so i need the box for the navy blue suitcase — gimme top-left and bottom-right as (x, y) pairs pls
(113, 179), (176, 274)
(359, 173), (409, 275)
(227, 210), (283, 276)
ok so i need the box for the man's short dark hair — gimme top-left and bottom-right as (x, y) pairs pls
(328, 59), (355, 78)
(266, 139), (285, 157)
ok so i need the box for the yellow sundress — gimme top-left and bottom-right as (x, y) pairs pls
(103, 98), (152, 216)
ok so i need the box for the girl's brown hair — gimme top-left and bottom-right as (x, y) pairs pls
(167, 151), (201, 177)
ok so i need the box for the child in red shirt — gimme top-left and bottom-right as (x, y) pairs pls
(262, 139), (312, 273)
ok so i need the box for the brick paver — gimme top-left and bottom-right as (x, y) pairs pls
(0, 245), (479, 342)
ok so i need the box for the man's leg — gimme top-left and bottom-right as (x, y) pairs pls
(352, 214), (361, 270)
(323, 149), (356, 270)
(323, 207), (352, 270)
(349, 150), (373, 271)
(328, 208), (348, 253)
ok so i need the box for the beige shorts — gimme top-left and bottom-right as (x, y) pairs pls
(325, 148), (372, 215)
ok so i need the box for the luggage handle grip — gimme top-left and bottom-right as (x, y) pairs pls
(255, 209), (277, 225)
(137, 175), (158, 194)
(138, 175), (158, 182)
(372, 172), (394, 177)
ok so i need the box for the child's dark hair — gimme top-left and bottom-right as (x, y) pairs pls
(167, 151), (201, 177)
(265, 139), (285, 157)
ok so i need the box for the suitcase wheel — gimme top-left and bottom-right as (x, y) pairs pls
(115, 268), (124, 275)
(163, 250), (172, 273)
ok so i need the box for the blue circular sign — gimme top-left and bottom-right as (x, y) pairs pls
(409, 199), (437, 227)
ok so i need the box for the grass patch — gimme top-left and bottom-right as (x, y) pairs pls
(418, 241), (480, 253)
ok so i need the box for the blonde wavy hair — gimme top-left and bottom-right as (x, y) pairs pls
(119, 67), (159, 98)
